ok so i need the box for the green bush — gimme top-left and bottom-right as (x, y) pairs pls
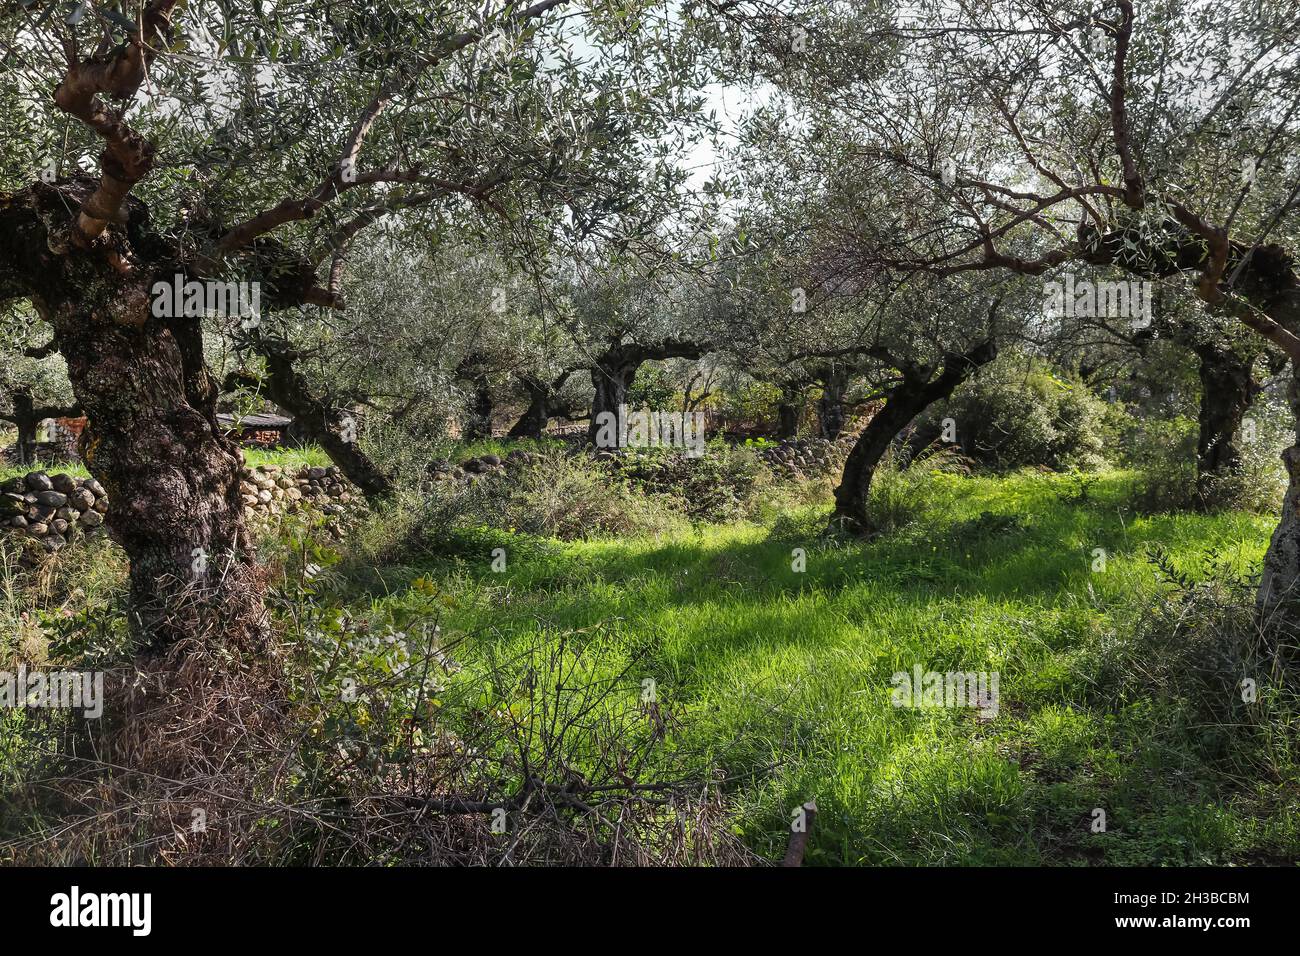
(1118, 411), (1286, 514)
(474, 450), (688, 540)
(715, 379), (784, 432)
(918, 355), (1112, 470)
(608, 440), (770, 522)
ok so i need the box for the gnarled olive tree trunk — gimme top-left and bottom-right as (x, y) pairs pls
(816, 364), (851, 440)
(585, 340), (708, 446)
(507, 370), (574, 439)
(776, 398), (800, 439)
(1191, 341), (1261, 506)
(240, 339), (394, 500)
(59, 306), (263, 650)
(454, 352), (495, 442)
(1258, 365), (1300, 613)
(7, 183), (265, 652)
(832, 341), (996, 533)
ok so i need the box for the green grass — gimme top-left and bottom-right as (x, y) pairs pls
(5, 456), (1294, 865)
(2, 444), (330, 483)
(0, 460), (90, 482)
(241, 445), (333, 471)
(446, 435), (565, 462)
(341, 468), (1298, 865)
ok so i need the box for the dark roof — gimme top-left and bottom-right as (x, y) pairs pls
(217, 413), (292, 429)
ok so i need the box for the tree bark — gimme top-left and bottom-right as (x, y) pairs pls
(454, 353), (495, 442)
(507, 370), (573, 439)
(1258, 365), (1300, 615)
(832, 341), (997, 533)
(585, 340), (708, 446)
(243, 341), (394, 500)
(588, 362), (638, 445)
(1191, 342), (1260, 506)
(816, 365), (850, 439)
(57, 305), (266, 653)
(508, 386), (550, 439)
(3, 391), (82, 465)
(776, 399), (800, 439)
(11, 392), (38, 465)
(2, 182), (267, 652)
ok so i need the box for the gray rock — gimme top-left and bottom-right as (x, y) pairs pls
(42, 534), (66, 551)
(51, 473), (77, 494)
(481, 454), (502, 467)
(307, 466), (327, 480)
(51, 518), (68, 535)
(27, 522), (48, 536)
(79, 510), (104, 528)
(70, 489), (96, 511)
(93, 498), (109, 513)
(84, 479), (106, 497)
(35, 491), (68, 508)
(25, 472), (52, 492)
(56, 506), (77, 521)
(10, 516), (27, 528)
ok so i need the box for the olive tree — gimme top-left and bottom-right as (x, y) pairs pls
(0, 0), (700, 648)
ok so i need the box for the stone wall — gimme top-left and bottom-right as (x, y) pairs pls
(1, 464), (356, 559)
(756, 436), (857, 479)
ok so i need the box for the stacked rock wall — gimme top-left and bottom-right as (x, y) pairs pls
(2, 464), (356, 558)
(1, 471), (108, 552)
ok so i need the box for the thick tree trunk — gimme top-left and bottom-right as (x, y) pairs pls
(832, 388), (929, 532)
(1192, 343), (1259, 505)
(12, 392), (38, 465)
(464, 385), (494, 441)
(588, 364), (636, 446)
(1258, 367), (1300, 614)
(816, 366), (850, 439)
(776, 399), (800, 439)
(452, 353), (495, 442)
(508, 379), (551, 439)
(56, 308), (266, 652)
(832, 341), (996, 533)
(250, 344), (394, 500)
(2, 182), (268, 654)
(585, 340), (709, 446)
(507, 371), (574, 439)
(507, 394), (549, 438)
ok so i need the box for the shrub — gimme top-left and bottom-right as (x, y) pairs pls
(917, 355), (1112, 470)
(2, 543), (755, 866)
(715, 379), (784, 433)
(1118, 409), (1286, 514)
(1077, 545), (1300, 781)
(866, 444), (970, 534)
(607, 440), (770, 522)
(439, 450), (682, 541)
